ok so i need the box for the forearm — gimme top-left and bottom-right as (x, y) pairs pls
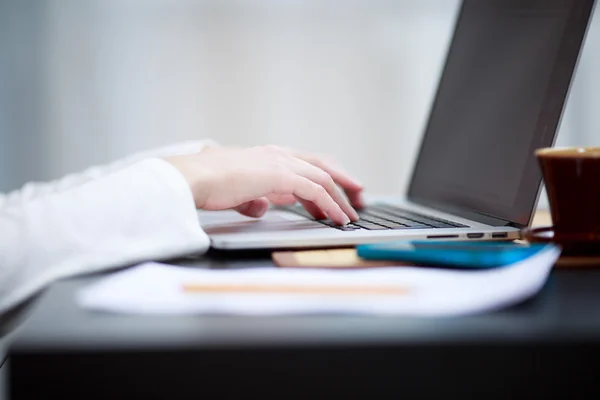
(0, 158), (209, 312)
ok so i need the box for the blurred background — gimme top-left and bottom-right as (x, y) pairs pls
(0, 0), (599, 209)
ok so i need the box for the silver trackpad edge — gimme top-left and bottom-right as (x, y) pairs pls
(199, 209), (325, 235)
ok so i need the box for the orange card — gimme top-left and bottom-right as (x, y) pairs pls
(272, 248), (410, 269)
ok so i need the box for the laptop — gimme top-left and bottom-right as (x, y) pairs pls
(201, 0), (596, 250)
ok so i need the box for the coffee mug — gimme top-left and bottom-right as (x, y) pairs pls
(529, 147), (600, 244)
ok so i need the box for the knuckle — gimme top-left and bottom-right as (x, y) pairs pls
(313, 170), (335, 190)
(314, 169), (329, 182)
(322, 172), (336, 189)
(309, 157), (326, 169)
(314, 184), (328, 201)
(274, 165), (291, 180)
(272, 170), (292, 192)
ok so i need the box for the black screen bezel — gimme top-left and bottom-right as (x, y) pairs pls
(407, 0), (596, 228)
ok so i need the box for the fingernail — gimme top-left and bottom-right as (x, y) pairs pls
(343, 216), (351, 225)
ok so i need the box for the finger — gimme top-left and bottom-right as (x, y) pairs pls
(274, 175), (350, 225)
(296, 198), (328, 220)
(295, 153), (365, 208)
(294, 152), (363, 191)
(266, 193), (297, 206)
(284, 157), (359, 221)
(326, 166), (365, 209)
(345, 190), (366, 210)
(233, 198), (270, 218)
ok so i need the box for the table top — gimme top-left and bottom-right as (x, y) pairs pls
(7, 208), (600, 353)
(8, 250), (600, 354)
(9, 209), (600, 399)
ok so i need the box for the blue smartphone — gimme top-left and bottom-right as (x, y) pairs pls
(356, 241), (550, 269)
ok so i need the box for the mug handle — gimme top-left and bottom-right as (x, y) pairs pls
(521, 226), (554, 243)
(521, 226), (600, 243)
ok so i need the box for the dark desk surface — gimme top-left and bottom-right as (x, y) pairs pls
(7, 250), (600, 399)
(9, 255), (600, 349)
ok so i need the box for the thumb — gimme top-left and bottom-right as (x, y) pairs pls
(233, 198), (270, 218)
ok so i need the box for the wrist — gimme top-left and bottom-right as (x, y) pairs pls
(163, 155), (214, 209)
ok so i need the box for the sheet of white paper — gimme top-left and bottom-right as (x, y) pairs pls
(77, 245), (560, 316)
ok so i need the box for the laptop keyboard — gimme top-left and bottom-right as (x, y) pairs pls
(284, 203), (468, 231)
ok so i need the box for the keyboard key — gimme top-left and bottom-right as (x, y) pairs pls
(339, 225), (362, 231)
(359, 211), (430, 228)
(319, 220), (362, 231)
(353, 222), (389, 230)
(386, 222), (430, 229)
(280, 204), (468, 231)
(371, 204), (467, 228)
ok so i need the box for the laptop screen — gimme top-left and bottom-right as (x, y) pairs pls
(408, 0), (595, 227)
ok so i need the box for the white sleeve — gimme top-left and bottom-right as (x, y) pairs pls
(0, 158), (210, 312)
(0, 140), (215, 210)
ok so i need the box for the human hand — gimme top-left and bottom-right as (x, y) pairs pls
(165, 145), (364, 225)
(264, 148), (365, 210)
